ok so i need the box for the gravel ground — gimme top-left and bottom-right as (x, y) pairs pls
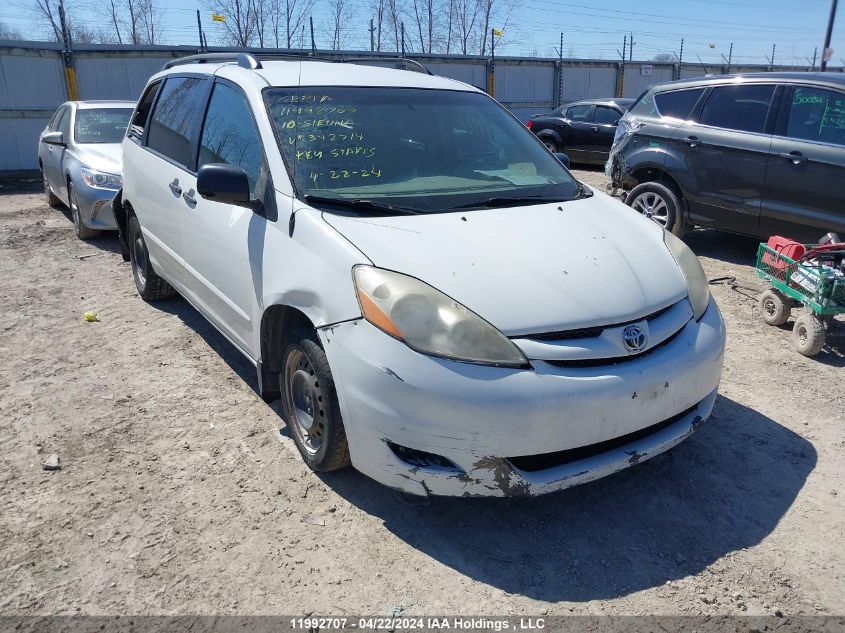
(0, 170), (843, 617)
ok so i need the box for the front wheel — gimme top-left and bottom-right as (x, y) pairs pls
(540, 138), (559, 153)
(759, 289), (791, 326)
(626, 181), (686, 237)
(44, 172), (61, 208)
(69, 182), (99, 240)
(280, 329), (350, 472)
(792, 313), (825, 357)
(127, 215), (175, 301)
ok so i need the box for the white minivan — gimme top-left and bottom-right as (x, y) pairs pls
(114, 53), (725, 497)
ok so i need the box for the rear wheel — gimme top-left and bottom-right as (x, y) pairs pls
(792, 313), (825, 357)
(540, 137), (559, 153)
(69, 182), (99, 240)
(626, 181), (686, 237)
(280, 329), (350, 472)
(759, 289), (791, 326)
(127, 215), (175, 301)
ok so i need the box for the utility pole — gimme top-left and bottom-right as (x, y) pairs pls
(401, 22), (405, 56)
(812, 46), (818, 70)
(57, 0), (78, 100)
(309, 15), (316, 54)
(629, 31), (634, 61)
(557, 32), (564, 107)
(196, 10), (204, 51)
(617, 34), (627, 98)
(721, 42), (733, 73)
(369, 19), (375, 52)
(767, 43), (776, 70)
(821, 0), (838, 71)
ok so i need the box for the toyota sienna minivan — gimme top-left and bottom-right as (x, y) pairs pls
(112, 53), (725, 497)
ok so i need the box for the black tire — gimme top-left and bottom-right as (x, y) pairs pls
(280, 328), (350, 472)
(626, 181), (686, 237)
(792, 313), (825, 357)
(43, 170), (61, 208)
(127, 215), (175, 301)
(759, 288), (791, 326)
(68, 181), (99, 240)
(540, 137), (559, 153)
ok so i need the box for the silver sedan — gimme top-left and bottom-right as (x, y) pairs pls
(38, 101), (135, 240)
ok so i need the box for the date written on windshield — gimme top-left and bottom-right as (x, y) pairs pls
(309, 166), (383, 185)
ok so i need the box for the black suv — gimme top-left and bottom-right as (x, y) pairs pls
(608, 72), (845, 241)
(528, 98), (634, 165)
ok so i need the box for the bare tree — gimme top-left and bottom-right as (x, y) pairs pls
(652, 53), (675, 63)
(32, 0), (63, 42)
(369, 0), (384, 51)
(102, 0), (123, 43)
(410, 0), (434, 53)
(326, 0), (350, 49)
(269, 0), (314, 49)
(250, 0), (268, 47)
(138, 0), (162, 44)
(202, 0), (257, 46)
(452, 0), (478, 55)
(0, 21), (23, 40)
(125, 0), (141, 43)
(384, 0), (400, 52)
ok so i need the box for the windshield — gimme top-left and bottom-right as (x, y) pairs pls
(264, 87), (579, 213)
(74, 108), (133, 144)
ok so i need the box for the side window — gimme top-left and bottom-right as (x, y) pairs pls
(58, 107), (72, 139)
(786, 86), (845, 147)
(566, 104), (593, 121)
(594, 106), (621, 125)
(654, 88), (705, 120)
(698, 84), (775, 133)
(146, 76), (207, 167)
(198, 82), (265, 198)
(48, 106), (66, 131)
(129, 80), (161, 140)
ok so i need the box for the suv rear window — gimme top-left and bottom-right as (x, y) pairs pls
(698, 84), (775, 134)
(654, 88), (705, 120)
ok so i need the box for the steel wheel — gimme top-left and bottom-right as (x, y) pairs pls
(70, 185), (81, 232)
(131, 228), (147, 289)
(284, 348), (327, 455)
(630, 191), (670, 227)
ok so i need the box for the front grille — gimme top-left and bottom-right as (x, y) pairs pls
(543, 325), (684, 368)
(506, 404), (698, 473)
(521, 304), (673, 342)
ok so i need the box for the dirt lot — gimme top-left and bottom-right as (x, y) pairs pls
(1, 169), (843, 617)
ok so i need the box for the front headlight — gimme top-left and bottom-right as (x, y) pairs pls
(663, 231), (710, 320)
(80, 167), (122, 190)
(353, 266), (529, 367)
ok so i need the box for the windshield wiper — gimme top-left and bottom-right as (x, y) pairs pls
(304, 194), (419, 215)
(449, 195), (567, 210)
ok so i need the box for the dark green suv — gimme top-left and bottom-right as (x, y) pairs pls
(608, 72), (845, 242)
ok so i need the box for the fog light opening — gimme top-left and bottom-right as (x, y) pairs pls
(387, 441), (463, 473)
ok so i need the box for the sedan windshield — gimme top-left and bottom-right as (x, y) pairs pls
(264, 87), (579, 213)
(74, 108), (132, 144)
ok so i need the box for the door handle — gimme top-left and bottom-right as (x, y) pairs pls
(168, 179), (182, 196)
(682, 136), (700, 148)
(182, 189), (197, 206)
(778, 151), (808, 165)
(591, 125), (599, 132)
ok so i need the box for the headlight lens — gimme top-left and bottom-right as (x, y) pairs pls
(663, 231), (710, 319)
(353, 266), (528, 367)
(80, 167), (122, 189)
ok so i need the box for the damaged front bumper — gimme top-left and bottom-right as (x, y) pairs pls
(320, 301), (725, 497)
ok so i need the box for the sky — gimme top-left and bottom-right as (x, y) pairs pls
(1, 0), (843, 68)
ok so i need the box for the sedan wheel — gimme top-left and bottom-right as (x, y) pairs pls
(44, 174), (61, 208)
(68, 182), (98, 240)
(630, 191), (670, 227)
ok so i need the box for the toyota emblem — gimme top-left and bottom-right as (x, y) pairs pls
(622, 324), (647, 353)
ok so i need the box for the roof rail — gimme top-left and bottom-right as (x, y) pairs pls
(163, 51), (434, 75)
(163, 52), (261, 70)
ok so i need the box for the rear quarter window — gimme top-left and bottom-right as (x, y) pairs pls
(654, 88), (706, 120)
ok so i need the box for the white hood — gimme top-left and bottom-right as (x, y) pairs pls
(322, 191), (689, 336)
(75, 143), (123, 175)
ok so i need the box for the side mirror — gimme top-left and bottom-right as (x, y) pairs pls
(42, 131), (65, 146)
(554, 152), (571, 169)
(197, 163), (254, 208)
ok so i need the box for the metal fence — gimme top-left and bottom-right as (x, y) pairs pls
(1, 40), (842, 173)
